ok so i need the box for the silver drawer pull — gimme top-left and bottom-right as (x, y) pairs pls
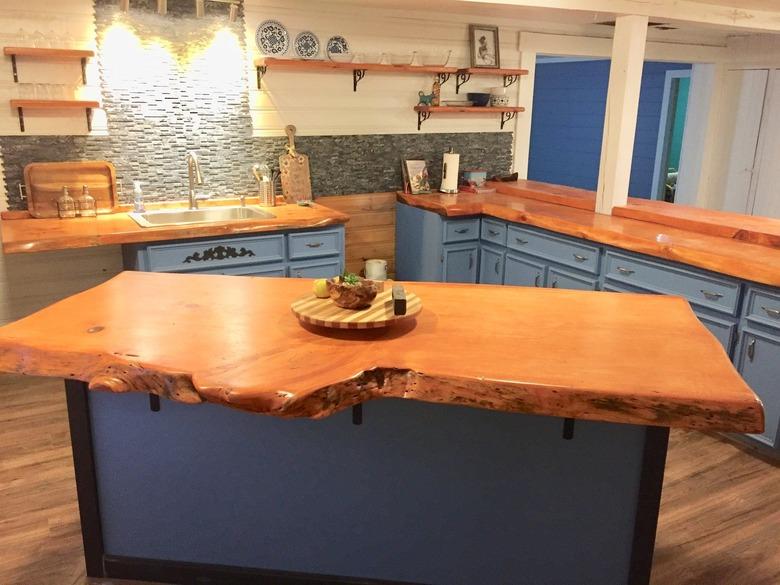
(534, 274), (541, 287)
(468, 253), (474, 270)
(494, 259), (501, 274)
(616, 267), (635, 276)
(515, 238), (528, 245)
(455, 228), (470, 234)
(488, 229), (500, 236)
(551, 280), (558, 288)
(700, 290), (724, 301)
(573, 254), (588, 263)
(748, 337), (756, 361)
(306, 242), (323, 248)
(762, 306), (780, 319)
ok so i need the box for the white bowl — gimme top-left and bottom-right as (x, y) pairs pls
(388, 52), (415, 65)
(417, 51), (451, 66)
(328, 52), (354, 63)
(489, 86), (507, 96)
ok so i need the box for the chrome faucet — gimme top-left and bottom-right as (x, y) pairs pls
(185, 151), (204, 210)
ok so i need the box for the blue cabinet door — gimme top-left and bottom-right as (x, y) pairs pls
(479, 245), (505, 285)
(548, 266), (598, 291)
(443, 244), (478, 283)
(289, 259), (342, 279)
(734, 328), (780, 448)
(504, 253), (545, 288)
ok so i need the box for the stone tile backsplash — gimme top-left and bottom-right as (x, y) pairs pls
(1, 0), (512, 210)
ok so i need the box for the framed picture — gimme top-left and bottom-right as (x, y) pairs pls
(404, 160), (431, 194)
(469, 24), (500, 68)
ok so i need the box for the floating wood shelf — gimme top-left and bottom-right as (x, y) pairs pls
(455, 67), (529, 94)
(3, 47), (94, 84)
(9, 99), (100, 132)
(255, 57), (458, 91)
(414, 105), (525, 130)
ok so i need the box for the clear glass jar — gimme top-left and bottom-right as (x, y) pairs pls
(76, 185), (97, 217)
(57, 186), (76, 219)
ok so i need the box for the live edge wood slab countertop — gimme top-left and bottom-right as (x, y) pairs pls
(0, 199), (349, 254)
(398, 181), (780, 287)
(0, 271), (763, 433)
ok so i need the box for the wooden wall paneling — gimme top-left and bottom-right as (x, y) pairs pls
(318, 192), (396, 277)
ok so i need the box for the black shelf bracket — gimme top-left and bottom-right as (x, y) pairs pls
(503, 74), (519, 88)
(86, 108), (93, 132)
(256, 65), (267, 89)
(500, 110), (517, 130)
(436, 71), (451, 85)
(562, 418), (575, 440)
(16, 106), (24, 132)
(353, 68), (367, 92)
(81, 57), (88, 85)
(10, 55), (18, 83)
(455, 71), (471, 94)
(417, 109), (432, 131)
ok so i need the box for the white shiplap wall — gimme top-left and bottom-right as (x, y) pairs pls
(244, 0), (527, 136)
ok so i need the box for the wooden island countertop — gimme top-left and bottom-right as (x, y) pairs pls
(398, 182), (780, 287)
(0, 271), (763, 433)
(0, 199), (349, 254)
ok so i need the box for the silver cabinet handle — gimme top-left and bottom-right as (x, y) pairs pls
(747, 337), (756, 362)
(455, 228), (469, 234)
(616, 266), (635, 276)
(534, 274), (541, 287)
(701, 290), (724, 301)
(551, 279), (558, 288)
(515, 237), (528, 245)
(573, 254), (588, 263)
(488, 229), (500, 236)
(306, 242), (323, 248)
(495, 259), (501, 274)
(467, 253), (474, 270)
(294, 270), (302, 278)
(761, 306), (780, 319)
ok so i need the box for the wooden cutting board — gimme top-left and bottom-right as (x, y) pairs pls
(279, 124), (312, 204)
(291, 288), (422, 329)
(24, 161), (118, 218)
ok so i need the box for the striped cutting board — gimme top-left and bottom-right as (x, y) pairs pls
(291, 289), (422, 329)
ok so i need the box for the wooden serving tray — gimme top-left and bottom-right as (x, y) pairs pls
(291, 288), (422, 329)
(24, 161), (118, 218)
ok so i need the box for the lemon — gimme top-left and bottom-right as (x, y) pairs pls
(313, 278), (329, 298)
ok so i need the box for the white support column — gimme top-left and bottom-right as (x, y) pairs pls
(596, 15), (648, 214)
(513, 45), (536, 179)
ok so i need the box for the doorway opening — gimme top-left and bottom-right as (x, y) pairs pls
(651, 70), (691, 202)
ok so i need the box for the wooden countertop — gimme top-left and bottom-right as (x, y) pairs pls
(0, 199), (349, 254)
(0, 271), (763, 433)
(398, 186), (780, 287)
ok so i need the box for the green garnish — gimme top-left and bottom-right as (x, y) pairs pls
(341, 271), (361, 286)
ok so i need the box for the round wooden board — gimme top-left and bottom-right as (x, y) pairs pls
(291, 289), (422, 329)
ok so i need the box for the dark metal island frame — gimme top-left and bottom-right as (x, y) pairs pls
(0, 272), (763, 585)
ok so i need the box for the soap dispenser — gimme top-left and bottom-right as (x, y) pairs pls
(133, 181), (146, 213)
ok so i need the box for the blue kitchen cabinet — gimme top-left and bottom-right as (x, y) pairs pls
(478, 244), (504, 285)
(504, 253), (546, 288)
(123, 226), (344, 278)
(733, 328), (780, 448)
(548, 266), (599, 291)
(443, 244), (479, 283)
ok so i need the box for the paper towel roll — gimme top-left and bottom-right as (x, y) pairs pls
(440, 152), (460, 193)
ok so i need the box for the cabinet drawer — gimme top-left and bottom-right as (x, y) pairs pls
(289, 258), (342, 279)
(480, 219), (507, 247)
(743, 286), (780, 330)
(288, 229), (342, 260)
(145, 234), (285, 272)
(194, 263), (286, 277)
(443, 218), (480, 243)
(604, 251), (740, 316)
(506, 225), (600, 275)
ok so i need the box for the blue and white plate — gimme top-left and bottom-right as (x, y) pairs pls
(326, 35), (349, 55)
(256, 20), (289, 56)
(295, 31), (320, 59)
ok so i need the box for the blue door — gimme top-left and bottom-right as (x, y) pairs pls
(735, 329), (780, 448)
(479, 246), (505, 285)
(548, 266), (598, 291)
(443, 244), (478, 283)
(505, 253), (545, 288)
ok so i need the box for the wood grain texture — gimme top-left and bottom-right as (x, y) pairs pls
(24, 161), (117, 218)
(291, 288), (421, 329)
(258, 57), (457, 75)
(9, 100), (100, 109)
(0, 271), (763, 432)
(0, 374), (777, 585)
(3, 47), (94, 58)
(414, 106), (525, 113)
(0, 201), (349, 254)
(398, 190), (780, 287)
(318, 192), (396, 277)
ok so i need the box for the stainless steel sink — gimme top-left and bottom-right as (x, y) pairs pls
(128, 206), (275, 227)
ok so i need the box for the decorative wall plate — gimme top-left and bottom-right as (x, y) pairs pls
(294, 31), (320, 59)
(256, 20), (289, 56)
(326, 35), (349, 55)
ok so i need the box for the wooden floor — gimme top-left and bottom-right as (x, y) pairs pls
(1, 374), (778, 585)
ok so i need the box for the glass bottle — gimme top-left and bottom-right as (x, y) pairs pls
(77, 185), (97, 217)
(57, 187), (76, 219)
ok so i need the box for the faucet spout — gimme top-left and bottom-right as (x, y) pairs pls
(186, 151), (204, 210)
